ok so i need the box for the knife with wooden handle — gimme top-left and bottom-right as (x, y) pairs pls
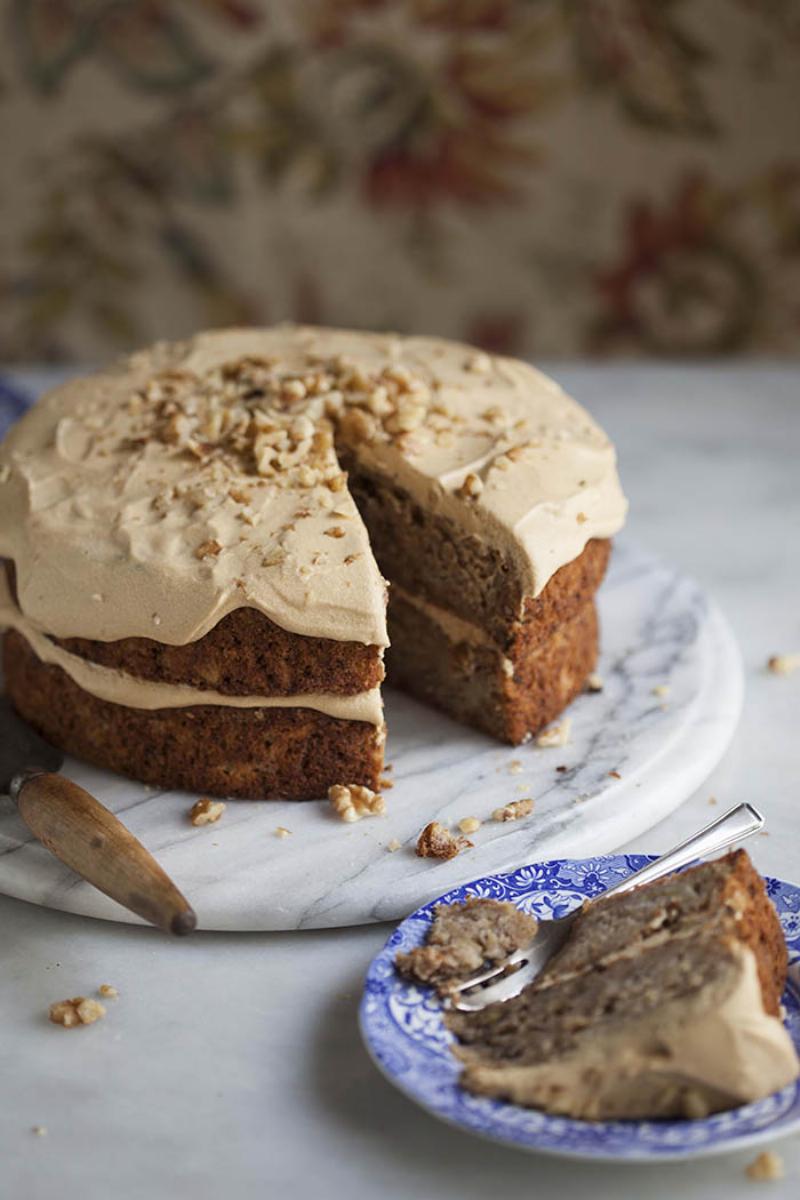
(1, 697), (196, 935)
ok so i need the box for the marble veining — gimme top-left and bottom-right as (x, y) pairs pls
(0, 540), (743, 931)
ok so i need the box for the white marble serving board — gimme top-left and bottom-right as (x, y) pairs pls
(0, 541), (742, 931)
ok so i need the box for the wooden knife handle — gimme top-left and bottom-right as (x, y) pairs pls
(14, 771), (197, 936)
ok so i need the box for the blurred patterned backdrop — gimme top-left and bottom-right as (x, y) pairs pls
(1, 0), (799, 362)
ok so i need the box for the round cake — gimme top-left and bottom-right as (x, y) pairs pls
(0, 326), (627, 799)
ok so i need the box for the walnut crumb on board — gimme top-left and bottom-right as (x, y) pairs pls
(507, 760), (523, 775)
(416, 822), (472, 860)
(768, 653), (800, 676)
(98, 984), (118, 999)
(493, 798), (534, 823)
(49, 997), (106, 1028)
(274, 826), (291, 839)
(387, 839), (402, 853)
(458, 817), (481, 835)
(328, 783), (385, 822)
(31, 1126), (47, 1137)
(189, 798), (225, 826)
(652, 684), (670, 698)
(586, 673), (603, 692)
(535, 718), (572, 748)
(745, 1150), (784, 1181)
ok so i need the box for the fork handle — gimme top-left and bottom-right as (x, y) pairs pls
(606, 802), (764, 898)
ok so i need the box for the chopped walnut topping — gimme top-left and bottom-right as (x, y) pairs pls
(189, 798), (226, 826)
(416, 821), (472, 860)
(458, 472), (483, 500)
(745, 1150), (784, 1181)
(262, 549), (287, 568)
(49, 997), (106, 1028)
(767, 653), (800, 676)
(324, 525), (346, 538)
(458, 816), (481, 835)
(482, 404), (505, 424)
(344, 553), (362, 565)
(195, 539), (222, 560)
(493, 798), (534, 822)
(328, 783), (385, 822)
(465, 352), (491, 374)
(586, 673), (603, 692)
(98, 984), (118, 999)
(536, 718), (572, 748)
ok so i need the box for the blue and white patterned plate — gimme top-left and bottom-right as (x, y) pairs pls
(359, 855), (800, 1162)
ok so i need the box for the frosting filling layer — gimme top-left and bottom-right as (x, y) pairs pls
(0, 579), (383, 725)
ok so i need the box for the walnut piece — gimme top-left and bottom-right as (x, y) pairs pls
(535, 717), (572, 748)
(492, 798), (534, 823)
(745, 1150), (784, 1181)
(49, 997), (106, 1028)
(457, 472), (483, 500)
(768, 653), (800, 676)
(416, 821), (472, 860)
(195, 539), (222, 560)
(189, 798), (226, 826)
(458, 817), (481, 835)
(98, 984), (118, 999)
(328, 783), (385, 823)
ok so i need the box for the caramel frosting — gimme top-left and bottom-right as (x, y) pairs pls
(0, 577), (383, 725)
(0, 325), (626, 648)
(460, 944), (800, 1120)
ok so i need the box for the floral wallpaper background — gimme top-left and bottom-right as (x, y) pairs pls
(1, 0), (799, 363)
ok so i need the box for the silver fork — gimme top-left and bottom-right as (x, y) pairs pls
(447, 801), (764, 1012)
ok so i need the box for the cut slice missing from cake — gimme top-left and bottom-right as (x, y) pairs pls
(398, 851), (799, 1121)
(0, 326), (626, 799)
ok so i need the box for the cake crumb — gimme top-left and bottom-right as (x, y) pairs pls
(379, 777), (394, 790)
(387, 839), (402, 853)
(416, 821), (472, 860)
(31, 1126), (47, 1137)
(493, 798), (534, 823)
(328, 783), (385, 822)
(536, 718), (572, 748)
(189, 798), (225, 826)
(459, 817), (481, 835)
(98, 984), (118, 999)
(507, 760), (523, 775)
(275, 826), (291, 838)
(576, 512), (588, 524)
(745, 1150), (784, 1181)
(767, 653), (800, 676)
(608, 769), (621, 780)
(586, 673), (603, 693)
(49, 997), (106, 1028)
(652, 684), (670, 698)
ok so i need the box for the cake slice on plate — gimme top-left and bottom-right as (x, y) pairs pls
(403, 851), (800, 1120)
(0, 326), (627, 798)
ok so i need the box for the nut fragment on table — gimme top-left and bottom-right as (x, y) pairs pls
(535, 717), (572, 748)
(98, 984), (118, 999)
(416, 821), (472, 860)
(48, 997), (106, 1028)
(189, 798), (226, 826)
(745, 1150), (784, 1181)
(328, 783), (385, 822)
(492, 798), (534, 823)
(767, 653), (800, 676)
(458, 817), (481, 835)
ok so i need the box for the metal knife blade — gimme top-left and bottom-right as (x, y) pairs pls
(0, 696), (63, 794)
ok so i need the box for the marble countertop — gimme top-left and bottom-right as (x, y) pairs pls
(2, 363), (799, 1200)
